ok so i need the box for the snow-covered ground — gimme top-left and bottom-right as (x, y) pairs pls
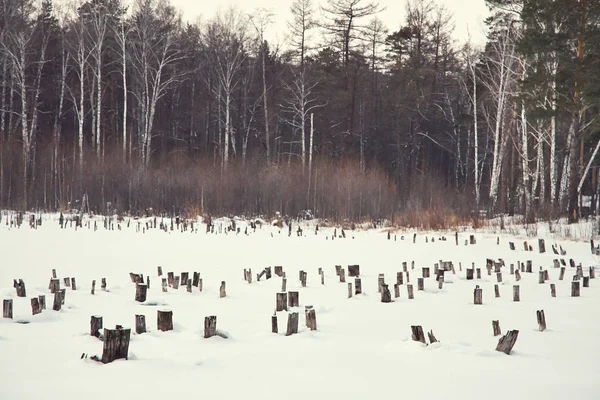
(1, 214), (599, 399)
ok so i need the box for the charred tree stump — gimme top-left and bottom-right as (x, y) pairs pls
(550, 283), (556, 297)
(492, 320), (501, 336)
(60, 289), (66, 305)
(539, 239), (546, 253)
(411, 325), (426, 343)
(497, 272), (503, 283)
(494, 284), (500, 298)
(91, 316), (103, 337)
(339, 269), (346, 283)
(192, 272), (200, 287)
(135, 315), (146, 334)
(438, 277), (444, 290)
(286, 312), (299, 336)
(320, 272), (324, 285)
(510, 264), (515, 275)
(537, 310), (546, 332)
(135, 283), (148, 302)
(427, 330), (438, 344)
(64, 277), (71, 287)
(402, 262), (408, 272)
(572, 281), (581, 297)
(161, 278), (168, 293)
(38, 295), (45, 310)
(3, 299), (13, 319)
(476, 268), (482, 279)
(509, 242), (515, 251)
(513, 285), (520, 302)
(282, 278), (287, 292)
(590, 267), (596, 279)
(348, 265), (360, 277)
(52, 269), (57, 279)
(186, 279), (192, 293)
(276, 293), (288, 312)
(219, 281), (226, 298)
(101, 327), (131, 364)
(167, 272), (174, 287)
(539, 271), (545, 284)
(515, 270), (522, 281)
(407, 284), (414, 299)
(526, 261), (533, 273)
(355, 278), (362, 295)
(335, 265), (342, 276)
(204, 316), (217, 338)
(199, 279), (203, 292)
(288, 291), (299, 307)
(305, 306), (317, 331)
(172, 276), (180, 290)
(31, 298), (41, 315)
(417, 278), (424, 291)
(157, 310), (173, 331)
(70, 277), (77, 291)
(300, 271), (307, 287)
(474, 286), (482, 305)
(101, 278), (107, 291)
(181, 272), (189, 286)
(394, 283), (400, 298)
(583, 276), (590, 288)
(48, 278), (60, 294)
(14, 279), (26, 297)
(157, 266), (163, 276)
(422, 268), (430, 278)
(274, 266), (283, 277)
(466, 269), (474, 280)
(470, 235), (476, 245)
(265, 267), (272, 280)
(381, 284), (392, 303)
(52, 291), (62, 311)
(378, 274), (385, 292)
(271, 313), (278, 333)
(397, 272), (403, 285)
(496, 330), (519, 355)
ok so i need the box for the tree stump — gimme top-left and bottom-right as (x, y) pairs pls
(48, 278), (60, 294)
(402, 262), (407, 272)
(204, 316), (217, 338)
(509, 242), (515, 251)
(394, 283), (400, 298)
(64, 277), (71, 287)
(276, 293), (288, 311)
(135, 283), (148, 302)
(52, 268), (57, 279)
(52, 291), (62, 311)
(492, 320), (501, 336)
(355, 278), (362, 295)
(286, 312), (299, 336)
(494, 284), (500, 298)
(14, 279), (26, 297)
(157, 310), (173, 331)
(38, 295), (46, 310)
(378, 274), (385, 292)
(348, 283), (353, 298)
(496, 330), (519, 355)
(219, 281), (226, 298)
(558, 267), (566, 280)
(438, 276), (444, 290)
(513, 285), (520, 302)
(167, 272), (174, 287)
(274, 266), (283, 277)
(497, 272), (502, 283)
(537, 270), (545, 284)
(417, 278), (424, 291)
(381, 284), (392, 303)
(470, 235), (476, 245)
(339, 269), (346, 283)
(571, 281), (580, 297)
(181, 272), (189, 286)
(427, 330), (438, 344)
(320, 272), (324, 285)
(407, 284), (414, 299)
(583, 276), (590, 288)
(305, 306), (317, 331)
(300, 271), (307, 287)
(422, 268), (430, 278)
(173, 276), (180, 290)
(161, 278), (168, 293)
(590, 267), (596, 279)
(515, 270), (522, 281)
(466, 269), (474, 280)
(265, 267), (272, 280)
(348, 265), (360, 277)
(474, 286), (482, 305)
(538, 239), (546, 253)
(186, 279), (192, 293)
(3, 299), (13, 319)
(101, 327), (131, 364)
(271, 313), (278, 333)
(476, 268), (482, 279)
(335, 265), (341, 276)
(526, 261), (533, 273)
(411, 325), (426, 343)
(157, 266), (163, 276)
(288, 291), (299, 307)
(282, 277), (287, 292)
(198, 278), (203, 292)
(191, 272), (200, 287)
(31, 298), (41, 315)
(101, 278), (107, 291)
(70, 277), (77, 291)
(91, 316), (103, 337)
(397, 272), (403, 285)
(59, 289), (66, 305)
(536, 310), (546, 332)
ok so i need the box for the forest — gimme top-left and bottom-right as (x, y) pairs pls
(0, 0), (599, 224)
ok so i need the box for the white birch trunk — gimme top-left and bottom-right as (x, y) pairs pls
(521, 100), (531, 219)
(121, 20), (127, 162)
(262, 41), (270, 165)
(549, 57), (558, 205)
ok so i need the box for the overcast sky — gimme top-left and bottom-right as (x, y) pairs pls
(166, 0), (490, 47)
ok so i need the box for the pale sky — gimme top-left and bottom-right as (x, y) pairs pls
(167, 0), (490, 47)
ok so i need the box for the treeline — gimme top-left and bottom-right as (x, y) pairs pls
(0, 0), (599, 223)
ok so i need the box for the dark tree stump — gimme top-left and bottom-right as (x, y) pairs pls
(60, 289), (66, 305)
(135, 283), (148, 302)
(335, 265), (341, 276)
(157, 310), (173, 331)
(265, 267), (272, 280)
(550, 283), (556, 297)
(539, 239), (546, 253)
(339, 268), (346, 283)
(355, 278), (362, 295)
(422, 268), (430, 278)
(396, 272), (404, 285)
(91, 315), (103, 337)
(192, 272), (200, 287)
(402, 262), (408, 272)
(271, 313), (278, 333)
(288, 291), (299, 307)
(526, 261), (533, 273)
(510, 264), (515, 275)
(187, 279), (192, 293)
(492, 320), (501, 336)
(394, 283), (400, 298)
(3, 299), (13, 319)
(286, 312), (299, 336)
(536, 310), (546, 332)
(282, 278), (287, 292)
(515, 270), (522, 281)
(31, 298), (41, 315)
(38, 295), (45, 310)
(407, 284), (414, 299)
(524, 241), (529, 251)
(348, 265), (360, 277)
(219, 281), (226, 298)
(52, 291), (62, 311)
(559, 267), (566, 281)
(411, 325), (426, 343)
(204, 316), (217, 338)
(476, 268), (482, 279)
(305, 306), (317, 330)
(101, 278), (107, 291)
(583, 276), (590, 288)
(199, 278), (203, 292)
(513, 285), (520, 302)
(48, 278), (60, 294)
(161, 278), (168, 293)
(300, 271), (307, 287)
(378, 274), (385, 292)
(101, 327), (131, 364)
(496, 330), (519, 355)
(381, 284), (392, 303)
(474, 286), (482, 305)
(157, 266), (163, 276)
(167, 272), (174, 287)
(438, 276), (444, 290)
(591, 267), (596, 279)
(14, 279), (26, 297)
(544, 270), (549, 280)
(509, 242), (515, 250)
(69, 277), (77, 291)
(180, 272), (189, 286)
(320, 272), (324, 285)
(427, 330), (438, 344)
(539, 271), (545, 284)
(276, 293), (288, 311)
(172, 276), (180, 289)
(553, 260), (560, 269)
(274, 266), (283, 277)
(572, 281), (580, 297)
(52, 268), (57, 279)
(466, 269), (474, 280)
(470, 235), (476, 245)
(348, 282), (353, 298)
(417, 278), (424, 291)
(91, 280), (96, 295)
(497, 272), (502, 283)
(494, 284), (500, 298)
(64, 277), (71, 287)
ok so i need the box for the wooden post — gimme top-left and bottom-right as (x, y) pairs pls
(101, 327), (131, 364)
(69, 277), (77, 291)
(157, 266), (163, 276)
(381, 284), (392, 303)
(510, 264), (515, 275)
(407, 284), (414, 299)
(492, 320), (501, 336)
(204, 316), (217, 338)
(90, 315), (103, 337)
(276, 293), (288, 311)
(559, 267), (566, 280)
(186, 279), (192, 293)
(288, 291), (299, 307)
(509, 242), (515, 250)
(135, 283), (147, 302)
(53, 291), (61, 311)
(470, 235), (476, 245)
(320, 271), (324, 285)
(286, 312), (299, 336)
(265, 267), (272, 280)
(538, 271), (545, 284)
(417, 278), (424, 291)
(513, 285), (520, 302)
(422, 268), (430, 278)
(167, 272), (174, 287)
(31, 298), (41, 315)
(157, 310), (173, 331)
(438, 276), (444, 290)
(549, 283), (556, 297)
(180, 272), (189, 286)
(536, 310), (546, 332)
(583, 276), (590, 287)
(474, 285), (482, 305)
(348, 282), (353, 298)
(571, 281), (580, 297)
(394, 283), (400, 298)
(305, 306), (317, 330)
(402, 262), (407, 272)
(219, 281), (226, 298)
(355, 278), (362, 295)
(494, 284), (500, 298)
(38, 295), (45, 310)
(281, 277), (287, 292)
(411, 325), (426, 343)
(3, 299), (13, 319)
(496, 330), (519, 355)
(271, 313), (278, 333)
